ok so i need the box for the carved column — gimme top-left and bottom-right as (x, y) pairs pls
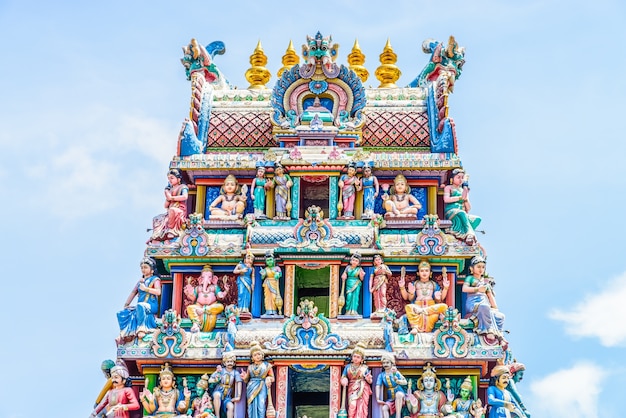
(428, 185), (437, 216)
(330, 365), (342, 418)
(275, 365), (289, 417)
(284, 264), (296, 317)
(172, 272), (184, 314)
(195, 185), (206, 214)
(329, 264), (340, 318)
(291, 176), (300, 219)
(329, 176), (339, 219)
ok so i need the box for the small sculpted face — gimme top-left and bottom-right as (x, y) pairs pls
(364, 166), (372, 177)
(452, 172), (465, 186)
(275, 166), (284, 176)
(141, 263), (153, 278)
(111, 372), (124, 389)
(160, 374), (174, 390)
(223, 356), (236, 370)
(394, 178), (407, 194)
(497, 373), (510, 388)
(266, 257), (275, 268)
(459, 387), (470, 400)
(381, 358), (392, 370)
(351, 353), (363, 365)
(168, 174), (179, 186)
(224, 179), (237, 194)
(350, 256), (360, 268)
(471, 262), (486, 278)
(347, 166), (356, 177)
(252, 350), (264, 363)
(418, 265), (431, 282)
(256, 167), (265, 178)
(422, 375), (435, 390)
(374, 255), (383, 266)
(200, 270), (213, 285)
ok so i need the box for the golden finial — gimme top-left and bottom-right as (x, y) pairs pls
(245, 40), (271, 90)
(347, 39), (369, 83)
(277, 40), (299, 78)
(374, 38), (401, 88)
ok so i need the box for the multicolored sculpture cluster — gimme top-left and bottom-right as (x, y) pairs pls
(93, 31), (530, 418)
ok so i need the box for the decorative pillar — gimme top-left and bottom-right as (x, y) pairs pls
(330, 365), (342, 418)
(252, 266), (262, 318)
(363, 267), (372, 318)
(291, 176), (300, 219)
(428, 185), (437, 216)
(329, 264), (340, 318)
(172, 272), (184, 314)
(275, 365), (289, 417)
(267, 176), (275, 219)
(370, 367), (382, 418)
(235, 385), (246, 418)
(195, 185), (206, 215)
(329, 176), (339, 219)
(444, 267), (455, 308)
(284, 264), (296, 317)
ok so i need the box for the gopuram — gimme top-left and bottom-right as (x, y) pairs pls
(90, 32), (530, 418)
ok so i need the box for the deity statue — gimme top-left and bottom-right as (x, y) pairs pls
(340, 342), (373, 418)
(383, 174), (421, 218)
(241, 341), (275, 418)
(398, 261), (449, 334)
(117, 257), (162, 343)
(487, 365), (525, 418)
(375, 353), (407, 418)
(141, 363), (190, 417)
(361, 165), (380, 219)
(260, 251), (283, 316)
(507, 362), (531, 417)
(338, 162), (362, 219)
(90, 360), (139, 418)
(188, 374), (215, 418)
(209, 174), (247, 219)
(209, 352), (243, 418)
(370, 254), (393, 318)
(150, 169), (189, 241)
(443, 168), (481, 245)
(462, 257), (505, 345)
(250, 166), (271, 219)
(449, 376), (481, 418)
(93, 359), (115, 416)
(405, 363), (447, 418)
(270, 163), (293, 220)
(184, 265), (228, 332)
(233, 251), (255, 314)
(340, 253), (365, 317)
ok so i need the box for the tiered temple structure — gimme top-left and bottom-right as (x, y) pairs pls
(91, 32), (530, 418)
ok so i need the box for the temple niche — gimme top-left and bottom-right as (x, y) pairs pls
(91, 31), (530, 418)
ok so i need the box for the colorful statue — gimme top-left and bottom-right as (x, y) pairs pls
(443, 168), (481, 245)
(150, 169), (189, 241)
(382, 309), (397, 352)
(462, 257), (505, 344)
(507, 362), (530, 417)
(93, 359), (115, 415)
(487, 365), (525, 418)
(271, 163), (292, 220)
(450, 376), (480, 418)
(209, 352), (243, 418)
(370, 254), (393, 317)
(338, 162), (362, 219)
(241, 341), (275, 418)
(90, 360), (139, 418)
(209, 174), (247, 219)
(184, 265), (228, 332)
(375, 353), (407, 418)
(341, 253), (365, 316)
(233, 251), (255, 314)
(398, 261), (449, 334)
(141, 363), (190, 417)
(117, 257), (162, 343)
(260, 251), (283, 316)
(188, 374), (215, 418)
(250, 166), (271, 218)
(383, 174), (421, 218)
(405, 363), (447, 418)
(223, 304), (239, 351)
(361, 165), (380, 219)
(340, 342), (373, 418)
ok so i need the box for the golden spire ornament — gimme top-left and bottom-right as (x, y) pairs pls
(374, 38), (401, 88)
(245, 40), (271, 90)
(277, 40), (299, 78)
(347, 39), (369, 83)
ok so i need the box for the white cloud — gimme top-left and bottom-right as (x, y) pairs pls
(549, 271), (626, 347)
(529, 363), (607, 418)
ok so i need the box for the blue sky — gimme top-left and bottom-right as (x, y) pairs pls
(1, 1), (625, 417)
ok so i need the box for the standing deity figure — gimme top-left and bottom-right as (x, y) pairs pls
(507, 362), (531, 417)
(405, 363), (447, 418)
(370, 254), (392, 317)
(150, 168), (189, 241)
(449, 376), (481, 418)
(383, 174), (421, 218)
(209, 174), (248, 219)
(233, 251), (255, 314)
(443, 168), (481, 245)
(487, 365), (525, 418)
(188, 374), (215, 417)
(184, 265), (228, 332)
(341, 253), (365, 316)
(361, 165), (380, 219)
(209, 352), (243, 418)
(260, 251), (283, 316)
(375, 353), (407, 418)
(141, 363), (190, 417)
(271, 163), (292, 220)
(398, 261), (449, 334)
(341, 342), (373, 418)
(117, 257), (162, 343)
(338, 162), (362, 219)
(90, 360), (140, 418)
(462, 256), (505, 344)
(241, 341), (275, 418)
(250, 166), (271, 219)
(93, 359), (115, 416)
